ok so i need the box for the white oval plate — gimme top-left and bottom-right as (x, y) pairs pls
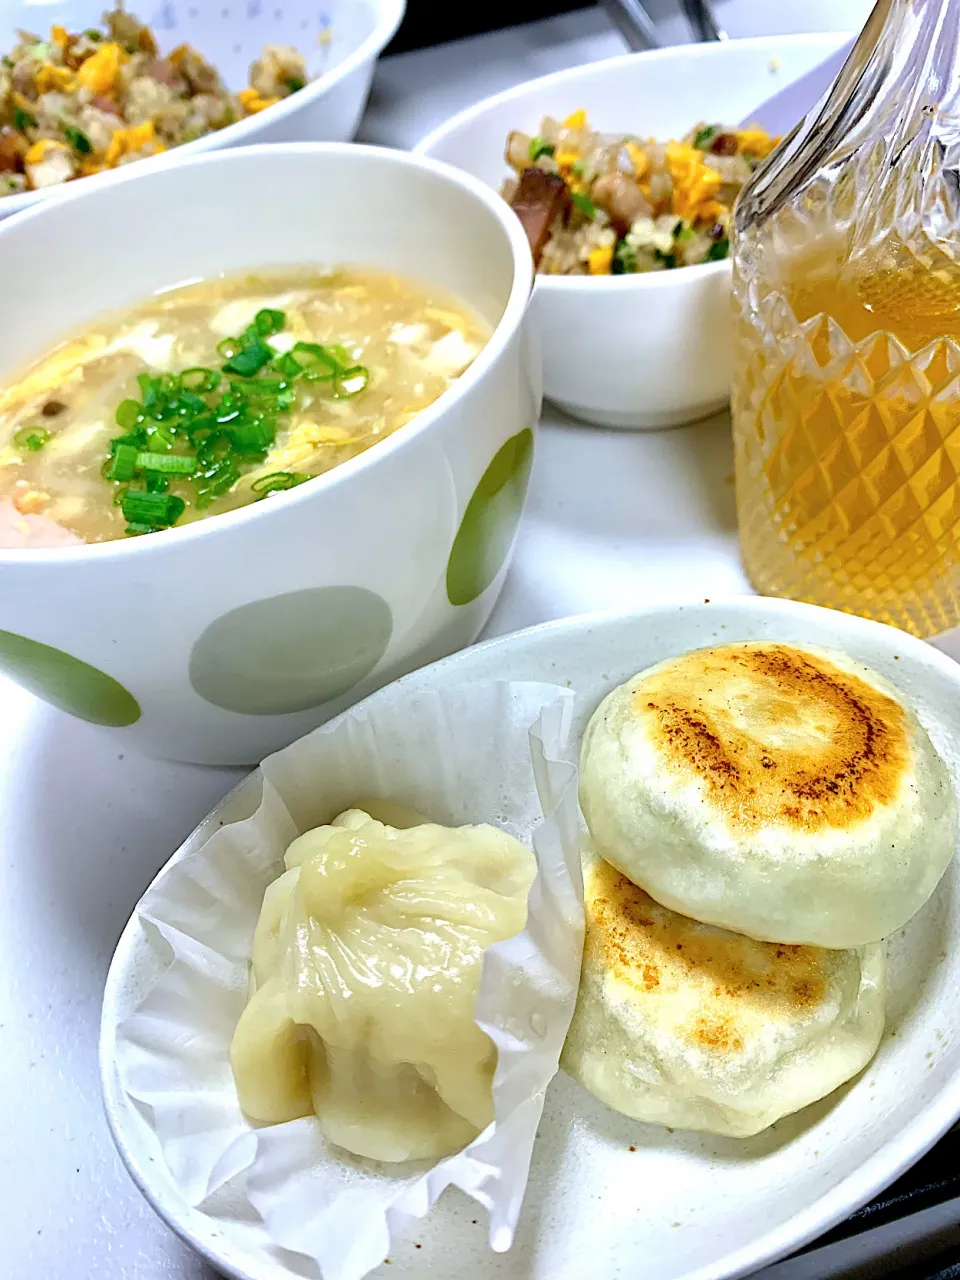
(102, 597), (960, 1280)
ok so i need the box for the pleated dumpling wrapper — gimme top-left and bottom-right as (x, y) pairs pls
(561, 855), (886, 1136)
(231, 807), (537, 1163)
(579, 642), (958, 948)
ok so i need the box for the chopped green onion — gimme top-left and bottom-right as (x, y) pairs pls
(217, 338), (242, 361)
(228, 419), (274, 453)
(328, 343), (354, 367)
(120, 490), (185, 529)
(214, 403), (242, 426)
(13, 427), (50, 451)
(254, 308), (286, 336)
(15, 432), (49, 452)
(332, 365), (370, 398)
(110, 429), (147, 451)
(136, 451), (197, 474)
(528, 137), (555, 161)
(273, 351), (306, 380)
(83, 28), (102, 41)
(195, 461), (240, 508)
(613, 237), (636, 274)
(290, 341), (339, 373)
(570, 160), (585, 177)
(654, 249), (677, 269)
(571, 191), (596, 220)
(64, 126), (92, 155)
(180, 367), (221, 392)
(251, 471), (310, 497)
(13, 106), (36, 131)
(107, 442), (140, 481)
(115, 399), (143, 430)
(197, 433), (233, 467)
(197, 445), (238, 477)
(223, 339), (273, 377)
(284, 76), (305, 93)
(177, 390), (209, 416)
(237, 375), (282, 392)
(137, 373), (165, 410)
(673, 221), (695, 243)
(144, 423), (176, 450)
(693, 125), (718, 150)
(239, 378), (290, 405)
(186, 416), (217, 443)
(104, 309), (363, 532)
(706, 238), (730, 262)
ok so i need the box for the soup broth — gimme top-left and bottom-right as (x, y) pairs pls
(0, 267), (491, 547)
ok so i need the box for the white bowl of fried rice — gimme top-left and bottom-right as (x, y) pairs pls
(0, 0), (404, 220)
(417, 34), (850, 430)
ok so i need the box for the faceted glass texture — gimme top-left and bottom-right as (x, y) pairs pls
(732, 0), (960, 636)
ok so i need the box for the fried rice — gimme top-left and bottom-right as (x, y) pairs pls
(0, 6), (308, 198)
(501, 110), (780, 275)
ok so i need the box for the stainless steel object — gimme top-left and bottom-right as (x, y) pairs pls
(681, 0), (727, 41)
(599, 0), (663, 50)
(600, 0), (725, 51)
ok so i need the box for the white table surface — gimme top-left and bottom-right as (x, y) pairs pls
(9, 5), (952, 1280)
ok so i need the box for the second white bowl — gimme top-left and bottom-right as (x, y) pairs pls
(416, 34), (849, 430)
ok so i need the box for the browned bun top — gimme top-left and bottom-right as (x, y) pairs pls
(631, 642), (908, 835)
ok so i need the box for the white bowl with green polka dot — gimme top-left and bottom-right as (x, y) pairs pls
(0, 142), (538, 763)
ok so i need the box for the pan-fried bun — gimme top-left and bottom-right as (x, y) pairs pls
(579, 643), (957, 947)
(561, 857), (885, 1137)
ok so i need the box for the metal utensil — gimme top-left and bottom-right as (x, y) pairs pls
(599, 0), (663, 50)
(681, 0), (727, 42)
(600, 0), (725, 51)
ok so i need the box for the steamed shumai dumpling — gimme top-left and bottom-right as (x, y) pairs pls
(579, 643), (958, 948)
(561, 856), (886, 1137)
(230, 809), (536, 1162)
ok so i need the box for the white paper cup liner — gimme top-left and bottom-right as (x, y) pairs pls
(111, 679), (584, 1280)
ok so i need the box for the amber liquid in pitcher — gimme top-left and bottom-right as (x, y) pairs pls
(731, 0), (960, 637)
(734, 230), (960, 637)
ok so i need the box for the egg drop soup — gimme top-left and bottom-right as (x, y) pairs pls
(0, 267), (491, 547)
